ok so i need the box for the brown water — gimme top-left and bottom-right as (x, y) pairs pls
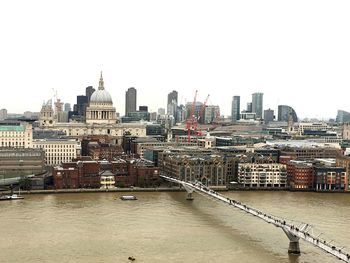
(0, 191), (349, 263)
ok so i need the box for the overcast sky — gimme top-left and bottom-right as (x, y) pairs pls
(1, 0), (349, 119)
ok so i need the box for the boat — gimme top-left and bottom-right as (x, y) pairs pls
(120, 195), (137, 200)
(0, 194), (24, 201)
(0, 188), (24, 201)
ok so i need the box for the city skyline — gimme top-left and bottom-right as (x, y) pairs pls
(1, 1), (350, 119)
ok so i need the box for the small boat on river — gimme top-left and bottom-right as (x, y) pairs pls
(120, 195), (137, 201)
(0, 194), (24, 201)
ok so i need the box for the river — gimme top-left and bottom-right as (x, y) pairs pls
(0, 191), (349, 263)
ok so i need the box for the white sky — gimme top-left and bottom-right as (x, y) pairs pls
(1, 0), (350, 119)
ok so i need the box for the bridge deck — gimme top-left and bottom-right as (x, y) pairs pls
(161, 175), (350, 263)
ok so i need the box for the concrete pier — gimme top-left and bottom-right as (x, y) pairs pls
(288, 241), (300, 254)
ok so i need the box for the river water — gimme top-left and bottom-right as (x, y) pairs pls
(0, 191), (349, 263)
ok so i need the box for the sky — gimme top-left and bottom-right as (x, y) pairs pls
(0, 0), (350, 119)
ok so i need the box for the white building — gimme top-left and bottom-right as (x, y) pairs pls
(0, 122), (33, 148)
(32, 139), (80, 166)
(297, 122), (330, 135)
(238, 163), (287, 188)
(85, 72), (117, 124)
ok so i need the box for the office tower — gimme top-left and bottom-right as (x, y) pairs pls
(167, 90), (178, 110)
(252, 92), (263, 119)
(76, 95), (88, 117)
(278, 105), (298, 122)
(336, 110), (350, 123)
(231, 96), (240, 122)
(264, 109), (274, 124)
(64, 103), (71, 112)
(125, 87), (137, 116)
(246, 102), (252, 113)
(167, 90), (178, 121)
(86, 86), (95, 103)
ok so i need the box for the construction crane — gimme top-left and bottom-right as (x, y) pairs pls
(196, 94), (210, 136)
(186, 90), (198, 143)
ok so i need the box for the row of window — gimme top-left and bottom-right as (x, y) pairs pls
(34, 144), (75, 148)
(1, 141), (28, 146)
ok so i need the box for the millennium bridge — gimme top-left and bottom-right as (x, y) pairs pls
(160, 174), (350, 263)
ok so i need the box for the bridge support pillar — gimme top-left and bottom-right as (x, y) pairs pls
(288, 241), (300, 254)
(186, 192), (194, 201)
(182, 184), (194, 201)
(282, 228), (300, 254)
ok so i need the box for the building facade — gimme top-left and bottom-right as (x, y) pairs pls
(125, 87), (137, 116)
(314, 166), (347, 191)
(252, 92), (263, 119)
(231, 96), (240, 123)
(287, 160), (314, 190)
(0, 148), (45, 179)
(32, 139), (80, 166)
(161, 154), (227, 187)
(264, 108), (274, 124)
(167, 90), (178, 119)
(0, 122), (33, 148)
(278, 105), (298, 122)
(336, 110), (350, 123)
(238, 163), (287, 188)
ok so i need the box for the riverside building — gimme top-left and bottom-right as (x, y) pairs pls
(0, 122), (33, 148)
(32, 139), (80, 166)
(238, 163), (287, 189)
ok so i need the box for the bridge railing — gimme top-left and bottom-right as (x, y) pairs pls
(160, 174), (350, 262)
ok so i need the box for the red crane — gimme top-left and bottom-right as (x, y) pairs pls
(186, 90), (198, 143)
(196, 94), (210, 136)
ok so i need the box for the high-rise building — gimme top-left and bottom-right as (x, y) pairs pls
(86, 86), (95, 103)
(64, 103), (71, 112)
(76, 95), (88, 118)
(204, 105), (220, 124)
(125, 87), (137, 116)
(246, 102), (252, 113)
(176, 105), (186, 123)
(167, 90), (178, 121)
(231, 96), (240, 122)
(336, 110), (350, 123)
(0, 109), (7, 120)
(252, 93), (263, 119)
(167, 91), (178, 109)
(264, 109), (274, 124)
(278, 105), (298, 122)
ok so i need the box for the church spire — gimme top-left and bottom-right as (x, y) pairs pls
(98, 71), (104, 90)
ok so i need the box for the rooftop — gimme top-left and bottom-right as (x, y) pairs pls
(0, 125), (26, 132)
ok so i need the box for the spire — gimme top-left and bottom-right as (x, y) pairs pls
(98, 71), (104, 90)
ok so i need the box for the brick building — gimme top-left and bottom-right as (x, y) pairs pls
(287, 160), (314, 190)
(53, 157), (159, 189)
(314, 166), (347, 191)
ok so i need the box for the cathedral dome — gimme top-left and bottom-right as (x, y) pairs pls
(90, 89), (113, 104)
(89, 72), (113, 105)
